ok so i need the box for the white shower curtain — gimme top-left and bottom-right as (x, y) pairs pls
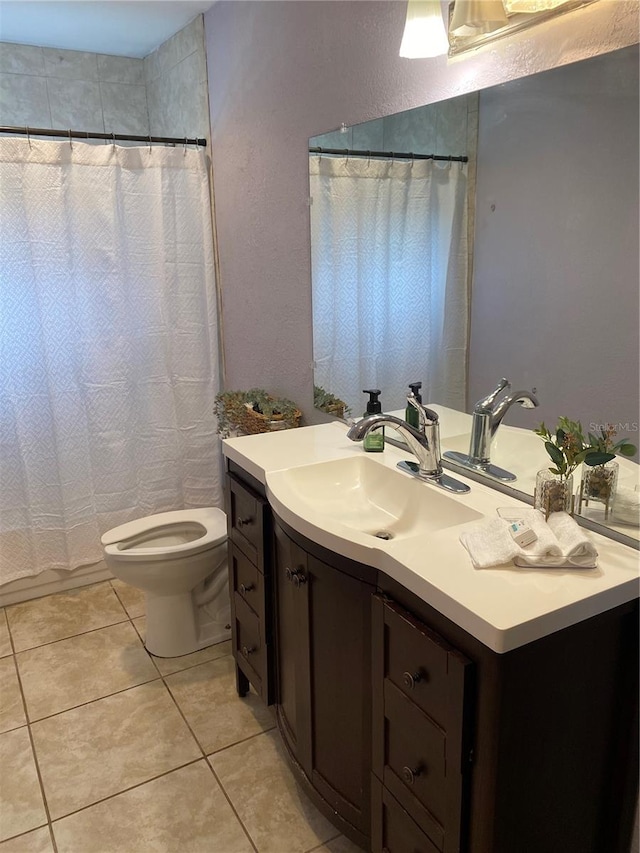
(310, 155), (469, 414)
(0, 138), (222, 583)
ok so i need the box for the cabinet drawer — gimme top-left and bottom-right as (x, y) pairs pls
(226, 473), (268, 571)
(233, 592), (268, 695)
(382, 680), (446, 850)
(382, 598), (458, 729)
(230, 544), (265, 624)
(371, 774), (440, 853)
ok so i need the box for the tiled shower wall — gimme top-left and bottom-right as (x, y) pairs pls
(0, 16), (209, 140)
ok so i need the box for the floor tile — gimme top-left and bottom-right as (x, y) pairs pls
(31, 680), (201, 819)
(110, 579), (145, 619)
(0, 826), (54, 852)
(310, 834), (364, 853)
(210, 729), (336, 853)
(17, 622), (159, 722)
(6, 584), (127, 652)
(0, 727), (47, 842)
(0, 657), (26, 733)
(53, 760), (253, 853)
(0, 611), (11, 658)
(166, 655), (274, 754)
(134, 615), (232, 675)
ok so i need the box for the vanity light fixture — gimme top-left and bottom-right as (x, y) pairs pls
(399, 0), (449, 58)
(400, 0), (599, 57)
(449, 0), (508, 36)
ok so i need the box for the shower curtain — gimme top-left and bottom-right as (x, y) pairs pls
(310, 155), (469, 414)
(0, 138), (222, 583)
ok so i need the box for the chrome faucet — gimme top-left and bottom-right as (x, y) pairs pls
(443, 378), (539, 482)
(347, 393), (470, 494)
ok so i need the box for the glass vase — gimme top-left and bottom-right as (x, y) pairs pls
(534, 470), (574, 519)
(579, 460), (618, 521)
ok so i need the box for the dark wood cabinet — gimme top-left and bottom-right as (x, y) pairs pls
(225, 467), (274, 704)
(274, 520), (376, 848)
(226, 460), (638, 853)
(371, 596), (474, 853)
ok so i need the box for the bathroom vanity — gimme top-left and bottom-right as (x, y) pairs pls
(223, 422), (639, 853)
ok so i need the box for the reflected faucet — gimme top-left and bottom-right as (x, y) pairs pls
(443, 378), (539, 482)
(347, 393), (470, 494)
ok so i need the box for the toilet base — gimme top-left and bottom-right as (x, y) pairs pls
(144, 589), (231, 658)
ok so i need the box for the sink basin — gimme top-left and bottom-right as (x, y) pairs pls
(268, 455), (482, 541)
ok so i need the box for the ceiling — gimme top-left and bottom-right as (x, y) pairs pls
(0, 1), (216, 58)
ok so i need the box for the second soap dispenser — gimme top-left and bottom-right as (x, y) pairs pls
(362, 389), (384, 452)
(405, 382), (422, 429)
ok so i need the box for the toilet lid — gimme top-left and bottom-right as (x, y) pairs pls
(101, 507), (227, 551)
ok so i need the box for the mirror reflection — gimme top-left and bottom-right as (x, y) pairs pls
(309, 45), (639, 544)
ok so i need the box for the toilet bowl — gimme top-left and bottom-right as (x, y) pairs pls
(101, 507), (231, 658)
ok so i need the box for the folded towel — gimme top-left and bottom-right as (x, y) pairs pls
(460, 508), (597, 569)
(612, 485), (640, 526)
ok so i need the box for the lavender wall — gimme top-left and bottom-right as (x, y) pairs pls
(203, 0), (637, 419)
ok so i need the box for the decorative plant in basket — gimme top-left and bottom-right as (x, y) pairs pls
(215, 388), (301, 437)
(579, 425), (637, 518)
(314, 385), (351, 419)
(533, 418), (594, 517)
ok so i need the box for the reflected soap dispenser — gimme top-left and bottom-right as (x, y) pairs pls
(363, 389), (384, 452)
(405, 382), (422, 429)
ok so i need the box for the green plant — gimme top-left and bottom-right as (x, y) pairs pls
(313, 385), (351, 418)
(214, 388), (300, 437)
(585, 424), (637, 466)
(534, 417), (595, 481)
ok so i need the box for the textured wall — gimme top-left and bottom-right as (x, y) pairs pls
(0, 43), (148, 134)
(203, 0), (638, 420)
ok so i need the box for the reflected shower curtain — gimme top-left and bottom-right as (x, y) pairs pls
(0, 139), (222, 583)
(310, 155), (469, 414)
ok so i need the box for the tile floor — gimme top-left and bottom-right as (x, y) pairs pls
(0, 581), (361, 853)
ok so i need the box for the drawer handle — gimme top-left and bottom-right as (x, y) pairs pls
(402, 765), (423, 786)
(237, 516), (253, 529)
(402, 671), (422, 690)
(241, 645), (256, 657)
(239, 583), (254, 595)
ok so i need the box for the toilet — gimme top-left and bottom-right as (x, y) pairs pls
(101, 507), (231, 658)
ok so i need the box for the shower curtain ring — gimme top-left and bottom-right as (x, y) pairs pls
(184, 136), (188, 155)
(318, 146), (323, 160)
(112, 132), (116, 148)
(25, 126), (31, 147)
(344, 148), (349, 165)
(68, 129), (73, 149)
(148, 135), (152, 153)
(367, 150), (371, 167)
(410, 152), (415, 168)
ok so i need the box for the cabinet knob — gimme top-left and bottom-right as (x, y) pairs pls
(402, 671), (422, 690)
(237, 516), (253, 529)
(285, 567), (293, 582)
(292, 571), (307, 587)
(239, 582), (254, 595)
(241, 645), (256, 657)
(402, 765), (423, 785)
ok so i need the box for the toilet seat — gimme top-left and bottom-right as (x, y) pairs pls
(101, 508), (227, 561)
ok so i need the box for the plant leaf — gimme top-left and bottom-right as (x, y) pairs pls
(545, 441), (564, 466)
(583, 451), (615, 466)
(618, 443), (637, 457)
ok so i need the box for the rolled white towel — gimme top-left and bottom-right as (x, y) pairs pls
(612, 485), (640, 526)
(460, 510), (562, 570)
(546, 512), (598, 560)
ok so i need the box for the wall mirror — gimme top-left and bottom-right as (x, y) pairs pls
(309, 44), (639, 548)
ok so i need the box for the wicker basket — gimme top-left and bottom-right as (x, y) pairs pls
(218, 393), (301, 436)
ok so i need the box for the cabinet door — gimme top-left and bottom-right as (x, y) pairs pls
(301, 553), (373, 837)
(274, 522), (312, 770)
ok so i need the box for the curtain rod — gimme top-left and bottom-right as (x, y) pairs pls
(309, 146), (467, 163)
(0, 126), (206, 147)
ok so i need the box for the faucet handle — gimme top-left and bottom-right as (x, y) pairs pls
(474, 378), (510, 413)
(407, 394), (439, 428)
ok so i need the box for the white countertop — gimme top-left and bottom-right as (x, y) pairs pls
(223, 421), (639, 654)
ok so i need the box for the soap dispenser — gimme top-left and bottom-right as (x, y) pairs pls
(405, 382), (422, 429)
(362, 389), (384, 452)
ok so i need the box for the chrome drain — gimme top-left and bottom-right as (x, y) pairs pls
(374, 530), (394, 540)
